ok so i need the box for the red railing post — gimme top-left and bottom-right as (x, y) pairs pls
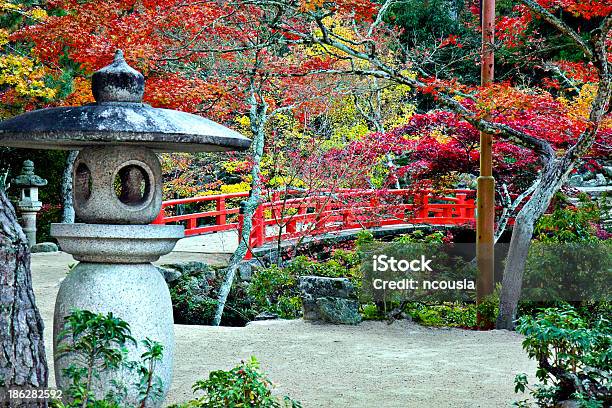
(254, 204), (265, 246)
(456, 193), (466, 219)
(187, 217), (197, 232)
(216, 197), (226, 226)
(153, 207), (166, 224)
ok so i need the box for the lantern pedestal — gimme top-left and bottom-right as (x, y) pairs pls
(51, 223), (182, 406)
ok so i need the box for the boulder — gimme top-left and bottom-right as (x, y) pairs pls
(568, 174), (584, 187)
(238, 260), (260, 282)
(156, 266), (182, 284)
(316, 297), (361, 325)
(30, 242), (58, 253)
(299, 276), (360, 325)
(161, 261), (215, 280)
(298, 276), (356, 299)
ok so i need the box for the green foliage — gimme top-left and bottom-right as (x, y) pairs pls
(172, 356), (301, 408)
(54, 309), (165, 408)
(513, 306), (612, 407)
(534, 196), (601, 243)
(355, 229), (374, 248)
(404, 302), (477, 328)
(169, 266), (256, 326)
(248, 264), (301, 319)
(393, 230), (446, 244)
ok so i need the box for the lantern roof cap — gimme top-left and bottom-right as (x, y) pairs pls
(12, 160), (47, 187)
(0, 50), (251, 153)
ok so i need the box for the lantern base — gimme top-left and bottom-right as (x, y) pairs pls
(53, 262), (174, 407)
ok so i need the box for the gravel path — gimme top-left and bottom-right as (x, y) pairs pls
(31, 252), (536, 408)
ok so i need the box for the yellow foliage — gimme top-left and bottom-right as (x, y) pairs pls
(0, 1), (56, 115)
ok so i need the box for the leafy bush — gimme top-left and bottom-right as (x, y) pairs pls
(247, 264), (301, 319)
(169, 266), (256, 326)
(513, 306), (611, 407)
(172, 356), (301, 408)
(54, 309), (165, 408)
(534, 196), (601, 243)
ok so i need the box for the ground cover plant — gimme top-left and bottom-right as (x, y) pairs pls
(171, 356), (301, 408)
(513, 305), (611, 408)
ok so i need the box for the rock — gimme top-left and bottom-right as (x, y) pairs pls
(30, 242), (58, 253)
(568, 174), (584, 187)
(603, 166), (612, 178)
(238, 260), (260, 282)
(556, 400), (579, 408)
(298, 276), (356, 299)
(254, 311), (279, 321)
(156, 266), (181, 283)
(299, 276), (361, 325)
(161, 261), (215, 279)
(595, 173), (607, 186)
(315, 297), (361, 325)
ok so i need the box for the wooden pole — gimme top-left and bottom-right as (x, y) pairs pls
(477, 0), (496, 314)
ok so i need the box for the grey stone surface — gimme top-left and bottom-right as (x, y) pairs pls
(53, 262), (174, 407)
(51, 223), (183, 263)
(73, 146), (162, 224)
(299, 276), (360, 325)
(92, 50), (144, 103)
(31, 242), (58, 253)
(238, 260), (260, 281)
(603, 166), (612, 178)
(156, 266), (182, 283)
(12, 160), (47, 187)
(568, 174), (583, 187)
(316, 297), (361, 325)
(595, 173), (607, 186)
(298, 276), (356, 299)
(254, 311), (279, 321)
(160, 261), (215, 279)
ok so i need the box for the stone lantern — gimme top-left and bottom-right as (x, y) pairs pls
(12, 159), (48, 247)
(0, 50), (250, 405)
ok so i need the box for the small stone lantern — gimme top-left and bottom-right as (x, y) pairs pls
(12, 160), (48, 247)
(0, 50), (250, 405)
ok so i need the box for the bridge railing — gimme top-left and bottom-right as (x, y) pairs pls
(238, 189), (476, 256)
(153, 188), (477, 258)
(152, 192), (249, 236)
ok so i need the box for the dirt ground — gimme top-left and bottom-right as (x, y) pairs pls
(31, 251), (536, 408)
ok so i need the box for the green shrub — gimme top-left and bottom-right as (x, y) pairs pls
(169, 266), (256, 326)
(248, 264), (301, 319)
(534, 196), (601, 243)
(54, 309), (165, 408)
(404, 303), (477, 328)
(172, 356), (301, 408)
(513, 306), (611, 407)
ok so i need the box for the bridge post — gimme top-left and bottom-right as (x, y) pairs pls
(216, 197), (226, 225)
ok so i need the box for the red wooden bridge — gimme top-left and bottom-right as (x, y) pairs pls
(153, 189), (477, 258)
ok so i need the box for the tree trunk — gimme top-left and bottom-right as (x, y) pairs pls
(212, 86), (267, 326)
(0, 188), (48, 404)
(61, 151), (78, 224)
(496, 159), (572, 329)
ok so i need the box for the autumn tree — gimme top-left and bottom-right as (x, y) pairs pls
(236, 0), (612, 328)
